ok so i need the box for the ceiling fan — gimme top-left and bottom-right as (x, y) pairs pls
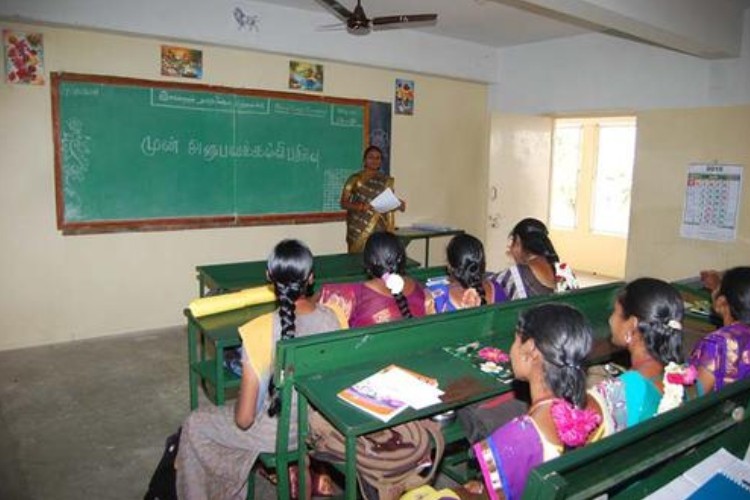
(317, 0), (438, 35)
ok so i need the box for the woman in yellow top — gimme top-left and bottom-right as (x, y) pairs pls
(341, 145), (405, 253)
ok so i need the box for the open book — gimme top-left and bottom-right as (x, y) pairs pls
(337, 365), (444, 422)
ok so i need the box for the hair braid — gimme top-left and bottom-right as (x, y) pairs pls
(447, 234), (488, 306)
(265, 239), (313, 417)
(392, 291), (413, 319)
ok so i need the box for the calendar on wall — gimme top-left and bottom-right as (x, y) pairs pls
(680, 163), (743, 241)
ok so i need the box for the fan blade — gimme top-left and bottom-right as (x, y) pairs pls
(316, 0), (353, 22)
(316, 22), (347, 32)
(371, 14), (437, 26)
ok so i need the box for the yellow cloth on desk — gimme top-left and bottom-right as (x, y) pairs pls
(188, 285), (276, 317)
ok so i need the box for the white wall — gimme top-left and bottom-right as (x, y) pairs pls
(491, 9), (750, 114)
(488, 9), (750, 282)
(0, 0), (498, 83)
(0, 21), (489, 350)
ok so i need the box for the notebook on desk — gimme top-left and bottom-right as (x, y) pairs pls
(646, 448), (750, 499)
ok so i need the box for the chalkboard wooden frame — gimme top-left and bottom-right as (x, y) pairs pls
(51, 73), (370, 234)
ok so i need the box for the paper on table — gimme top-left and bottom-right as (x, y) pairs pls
(370, 188), (401, 213)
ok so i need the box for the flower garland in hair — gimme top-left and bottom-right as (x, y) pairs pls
(657, 362), (697, 414)
(550, 399), (602, 447)
(382, 272), (405, 295)
(554, 262), (579, 293)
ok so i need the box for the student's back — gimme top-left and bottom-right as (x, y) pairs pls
(175, 239), (341, 500)
(691, 266), (750, 393)
(493, 218), (578, 300)
(319, 231), (434, 327)
(427, 233), (507, 312)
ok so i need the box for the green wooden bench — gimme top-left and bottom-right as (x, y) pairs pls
(268, 282), (626, 499)
(525, 376), (750, 499)
(185, 266), (450, 409)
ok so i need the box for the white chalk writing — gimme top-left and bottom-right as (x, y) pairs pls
(141, 135), (179, 157)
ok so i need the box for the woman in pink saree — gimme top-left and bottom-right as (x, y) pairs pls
(319, 231), (434, 328)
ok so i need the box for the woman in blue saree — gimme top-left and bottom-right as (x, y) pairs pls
(427, 234), (507, 312)
(593, 278), (699, 431)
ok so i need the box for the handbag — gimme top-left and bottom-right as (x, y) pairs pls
(143, 427), (181, 500)
(307, 410), (445, 500)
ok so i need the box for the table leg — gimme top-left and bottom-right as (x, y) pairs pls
(215, 345), (224, 406)
(345, 434), (358, 499)
(198, 272), (205, 297)
(424, 236), (431, 267)
(296, 395), (309, 500)
(187, 320), (198, 410)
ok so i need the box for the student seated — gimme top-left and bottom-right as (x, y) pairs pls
(592, 278), (699, 431)
(467, 304), (608, 500)
(493, 218), (578, 300)
(319, 231), (434, 327)
(690, 266), (750, 393)
(175, 239), (342, 499)
(426, 233), (508, 312)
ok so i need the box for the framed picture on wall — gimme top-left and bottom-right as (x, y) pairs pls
(289, 60), (324, 92)
(3, 30), (45, 85)
(160, 45), (203, 79)
(395, 78), (414, 115)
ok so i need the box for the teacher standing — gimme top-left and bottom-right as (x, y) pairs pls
(340, 145), (405, 253)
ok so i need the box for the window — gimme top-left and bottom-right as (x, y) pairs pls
(549, 117), (636, 236)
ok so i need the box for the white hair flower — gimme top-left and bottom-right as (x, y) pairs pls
(382, 272), (405, 295)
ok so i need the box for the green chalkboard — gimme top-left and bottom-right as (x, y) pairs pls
(52, 73), (368, 232)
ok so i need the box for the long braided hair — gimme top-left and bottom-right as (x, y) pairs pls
(447, 234), (487, 305)
(266, 239), (313, 416)
(364, 231), (413, 318)
(517, 303), (592, 409)
(616, 278), (685, 365)
(509, 218), (560, 270)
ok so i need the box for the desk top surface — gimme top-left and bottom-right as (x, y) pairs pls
(197, 252), (420, 291)
(394, 226), (464, 239)
(295, 343), (511, 436)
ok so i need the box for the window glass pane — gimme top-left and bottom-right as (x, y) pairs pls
(549, 124), (582, 229)
(591, 123), (636, 235)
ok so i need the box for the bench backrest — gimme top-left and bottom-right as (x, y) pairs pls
(277, 281), (624, 390)
(525, 376), (750, 499)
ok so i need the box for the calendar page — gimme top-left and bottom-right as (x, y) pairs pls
(680, 164), (743, 241)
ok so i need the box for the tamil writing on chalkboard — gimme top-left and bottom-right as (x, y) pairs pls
(52, 73), (372, 233)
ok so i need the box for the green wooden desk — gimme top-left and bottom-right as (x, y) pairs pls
(185, 266), (450, 409)
(395, 226), (464, 267)
(288, 282), (624, 498)
(196, 252), (421, 297)
(185, 302), (276, 409)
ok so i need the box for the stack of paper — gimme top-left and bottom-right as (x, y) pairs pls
(370, 188), (401, 214)
(337, 364), (444, 422)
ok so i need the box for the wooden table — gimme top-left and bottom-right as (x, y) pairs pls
(294, 338), (512, 497)
(196, 251), (421, 296)
(395, 226), (464, 267)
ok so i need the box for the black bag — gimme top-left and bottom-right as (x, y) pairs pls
(144, 428), (181, 500)
(457, 391), (528, 443)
